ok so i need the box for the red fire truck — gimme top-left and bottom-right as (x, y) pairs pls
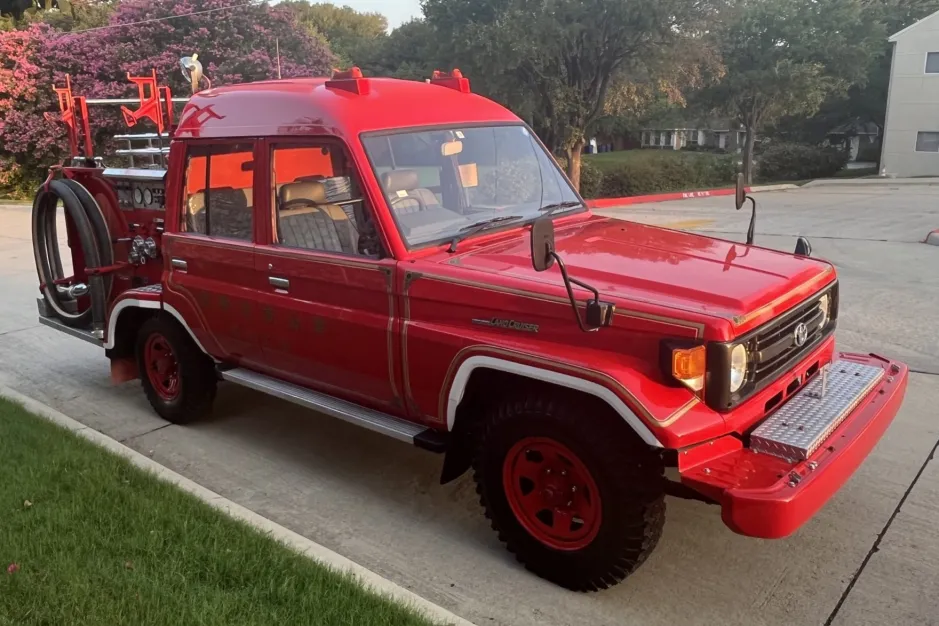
(32, 60), (909, 591)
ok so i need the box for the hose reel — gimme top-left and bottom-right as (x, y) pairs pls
(32, 178), (114, 336)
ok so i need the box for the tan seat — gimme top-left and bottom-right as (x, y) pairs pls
(381, 169), (439, 215)
(277, 181), (356, 254)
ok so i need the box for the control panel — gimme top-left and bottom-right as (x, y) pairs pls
(104, 168), (167, 211)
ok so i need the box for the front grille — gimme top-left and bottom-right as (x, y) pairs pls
(750, 291), (832, 385)
(705, 280), (839, 411)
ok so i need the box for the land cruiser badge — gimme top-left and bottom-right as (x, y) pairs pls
(472, 318), (539, 333)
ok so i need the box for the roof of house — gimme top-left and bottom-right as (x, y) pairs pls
(888, 9), (939, 42)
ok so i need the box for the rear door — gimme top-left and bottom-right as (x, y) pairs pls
(251, 138), (403, 413)
(161, 140), (265, 365)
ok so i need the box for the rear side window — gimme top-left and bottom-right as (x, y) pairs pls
(182, 143), (255, 241)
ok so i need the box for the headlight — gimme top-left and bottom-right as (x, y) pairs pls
(817, 293), (831, 328)
(729, 343), (748, 393)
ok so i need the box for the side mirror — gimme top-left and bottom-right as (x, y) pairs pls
(735, 172), (746, 210)
(530, 218), (556, 272)
(794, 236), (812, 256)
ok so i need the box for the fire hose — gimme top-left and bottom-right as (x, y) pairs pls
(32, 178), (113, 335)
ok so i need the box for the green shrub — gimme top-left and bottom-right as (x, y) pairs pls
(756, 143), (850, 182)
(553, 156), (603, 199)
(592, 152), (737, 198)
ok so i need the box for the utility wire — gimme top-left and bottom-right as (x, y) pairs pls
(56, 1), (260, 35)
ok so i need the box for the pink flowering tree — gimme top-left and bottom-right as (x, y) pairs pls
(0, 0), (334, 195)
(0, 23), (63, 193)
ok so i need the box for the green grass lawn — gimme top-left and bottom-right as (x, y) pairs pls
(0, 397), (439, 626)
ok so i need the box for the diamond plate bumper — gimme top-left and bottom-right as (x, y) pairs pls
(679, 352), (909, 539)
(750, 359), (885, 461)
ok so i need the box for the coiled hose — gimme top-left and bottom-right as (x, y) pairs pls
(32, 178), (114, 334)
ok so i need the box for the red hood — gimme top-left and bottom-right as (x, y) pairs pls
(440, 217), (834, 326)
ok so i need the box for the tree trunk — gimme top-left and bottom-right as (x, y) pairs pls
(565, 139), (585, 191)
(742, 126), (757, 185)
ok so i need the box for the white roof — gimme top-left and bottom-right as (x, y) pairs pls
(889, 9), (939, 42)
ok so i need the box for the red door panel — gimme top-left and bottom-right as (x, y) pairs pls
(252, 247), (401, 412)
(162, 233), (263, 365)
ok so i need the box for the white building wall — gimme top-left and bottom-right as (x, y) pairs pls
(883, 11), (939, 177)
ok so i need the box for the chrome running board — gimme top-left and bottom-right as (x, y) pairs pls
(219, 367), (447, 452)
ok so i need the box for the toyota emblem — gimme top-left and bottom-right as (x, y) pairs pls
(793, 322), (809, 347)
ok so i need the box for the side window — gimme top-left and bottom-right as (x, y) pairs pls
(182, 143), (255, 242)
(272, 142), (383, 257)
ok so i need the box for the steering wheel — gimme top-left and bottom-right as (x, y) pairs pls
(390, 193), (428, 212)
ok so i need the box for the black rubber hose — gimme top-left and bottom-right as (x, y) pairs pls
(32, 179), (107, 334)
(61, 178), (114, 300)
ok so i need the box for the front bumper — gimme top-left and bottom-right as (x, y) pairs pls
(679, 352), (909, 539)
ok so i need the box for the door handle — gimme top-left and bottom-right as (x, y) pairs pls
(269, 276), (290, 291)
(171, 258), (188, 271)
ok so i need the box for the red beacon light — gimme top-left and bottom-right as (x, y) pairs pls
(325, 66), (369, 95)
(429, 68), (471, 93)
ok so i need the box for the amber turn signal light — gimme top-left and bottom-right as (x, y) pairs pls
(672, 345), (706, 391)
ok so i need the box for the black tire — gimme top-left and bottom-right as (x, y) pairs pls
(136, 314), (217, 424)
(471, 389), (666, 591)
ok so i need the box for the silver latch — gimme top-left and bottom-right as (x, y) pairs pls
(806, 364), (829, 399)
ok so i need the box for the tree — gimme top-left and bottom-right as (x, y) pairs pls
(696, 0), (885, 183)
(0, 0), (334, 195)
(280, 1), (387, 66)
(774, 0), (939, 168)
(422, 0), (715, 190)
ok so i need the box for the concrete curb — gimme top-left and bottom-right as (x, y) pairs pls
(0, 385), (476, 626)
(585, 183), (798, 210)
(802, 177), (939, 188)
(926, 230), (939, 246)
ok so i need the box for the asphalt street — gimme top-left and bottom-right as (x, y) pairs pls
(1, 182), (937, 626)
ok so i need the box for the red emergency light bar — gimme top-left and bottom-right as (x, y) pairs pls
(430, 69), (471, 93)
(326, 66), (369, 95)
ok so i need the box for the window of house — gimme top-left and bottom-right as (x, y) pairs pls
(271, 142), (382, 257)
(182, 143), (255, 241)
(926, 52), (939, 74)
(915, 132), (939, 152)
(689, 130), (699, 145)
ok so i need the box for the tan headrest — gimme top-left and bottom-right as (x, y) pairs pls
(188, 191), (205, 214)
(280, 181), (327, 206)
(381, 169), (419, 194)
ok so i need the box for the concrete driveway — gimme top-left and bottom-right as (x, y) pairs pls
(1, 182), (938, 626)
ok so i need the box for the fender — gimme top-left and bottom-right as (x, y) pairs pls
(104, 296), (213, 359)
(445, 354), (664, 448)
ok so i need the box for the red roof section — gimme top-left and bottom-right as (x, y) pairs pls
(174, 76), (521, 140)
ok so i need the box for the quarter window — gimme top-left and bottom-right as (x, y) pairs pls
(926, 52), (939, 74)
(182, 143), (255, 241)
(271, 143), (382, 257)
(915, 132), (939, 152)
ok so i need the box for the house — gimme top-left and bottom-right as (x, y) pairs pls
(881, 10), (939, 177)
(824, 121), (881, 162)
(638, 118), (749, 152)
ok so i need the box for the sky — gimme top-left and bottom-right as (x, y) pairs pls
(333, 0), (423, 29)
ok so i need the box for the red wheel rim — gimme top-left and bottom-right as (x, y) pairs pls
(502, 436), (602, 551)
(144, 333), (180, 401)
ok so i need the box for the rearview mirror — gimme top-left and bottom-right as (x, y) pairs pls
(441, 140), (463, 157)
(735, 173), (746, 210)
(530, 218), (556, 272)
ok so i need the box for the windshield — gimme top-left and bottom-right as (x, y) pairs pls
(361, 124), (582, 248)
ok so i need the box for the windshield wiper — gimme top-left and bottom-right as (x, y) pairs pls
(538, 200), (583, 216)
(448, 215), (525, 253)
